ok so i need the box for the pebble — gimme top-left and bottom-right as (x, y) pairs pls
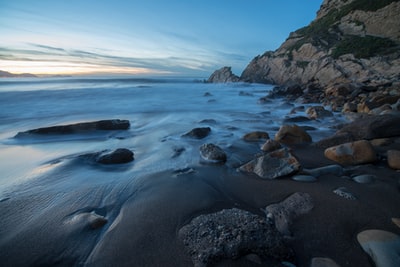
(357, 229), (400, 267)
(352, 174), (375, 184)
(303, 164), (344, 177)
(333, 187), (356, 200)
(292, 175), (317, 182)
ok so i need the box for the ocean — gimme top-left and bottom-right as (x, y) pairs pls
(0, 77), (341, 197)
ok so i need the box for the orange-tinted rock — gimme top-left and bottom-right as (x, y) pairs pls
(275, 124), (312, 145)
(324, 140), (377, 165)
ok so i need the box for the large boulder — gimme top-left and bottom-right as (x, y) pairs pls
(207, 66), (240, 83)
(324, 140), (377, 165)
(178, 208), (294, 267)
(15, 119), (130, 137)
(239, 148), (301, 179)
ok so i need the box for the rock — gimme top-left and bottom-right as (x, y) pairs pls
(342, 102), (358, 113)
(336, 114), (400, 141)
(207, 66), (240, 83)
(96, 148), (134, 164)
(239, 148), (301, 179)
(265, 192), (314, 235)
(66, 211), (108, 230)
(178, 208), (293, 267)
(387, 150), (400, 170)
(275, 124), (312, 145)
(324, 140), (377, 165)
(352, 174), (375, 184)
(357, 230), (400, 267)
(283, 115), (311, 123)
(291, 175), (317, 182)
(333, 187), (356, 200)
(15, 119), (130, 137)
(310, 257), (342, 267)
(182, 127), (211, 139)
(242, 131), (270, 142)
(199, 143), (227, 163)
(302, 164), (344, 177)
(261, 139), (282, 152)
(173, 167), (196, 176)
(306, 106), (333, 119)
(392, 218), (400, 228)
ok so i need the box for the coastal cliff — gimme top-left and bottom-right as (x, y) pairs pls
(240, 0), (400, 89)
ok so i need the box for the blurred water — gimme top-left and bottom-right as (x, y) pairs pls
(0, 77), (341, 196)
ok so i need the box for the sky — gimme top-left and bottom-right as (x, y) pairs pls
(0, 0), (322, 77)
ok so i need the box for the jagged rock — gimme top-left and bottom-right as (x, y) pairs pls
(199, 143), (227, 163)
(261, 139), (282, 152)
(207, 66), (240, 83)
(306, 106), (333, 119)
(178, 208), (294, 267)
(239, 148), (301, 179)
(242, 131), (270, 142)
(275, 124), (312, 145)
(265, 192), (314, 235)
(182, 127), (211, 139)
(96, 148), (134, 164)
(387, 150), (400, 170)
(15, 119), (130, 137)
(324, 140), (377, 165)
(357, 230), (400, 267)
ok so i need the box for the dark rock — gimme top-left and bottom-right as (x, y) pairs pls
(239, 148), (301, 179)
(171, 147), (186, 158)
(242, 131), (270, 142)
(283, 116), (311, 123)
(96, 148), (134, 164)
(199, 143), (227, 163)
(182, 127), (211, 139)
(265, 192), (314, 236)
(207, 66), (240, 83)
(15, 119), (130, 137)
(178, 208), (294, 267)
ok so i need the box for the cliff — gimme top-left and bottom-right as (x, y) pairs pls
(240, 0), (400, 89)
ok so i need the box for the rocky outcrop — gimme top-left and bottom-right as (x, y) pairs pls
(240, 0), (400, 92)
(207, 66), (240, 83)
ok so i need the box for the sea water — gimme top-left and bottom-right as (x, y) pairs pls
(0, 77), (342, 196)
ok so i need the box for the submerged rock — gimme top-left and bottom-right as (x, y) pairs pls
(324, 140), (377, 165)
(182, 127), (211, 139)
(15, 119), (130, 137)
(242, 131), (270, 142)
(199, 143), (227, 163)
(357, 229), (400, 267)
(178, 208), (293, 267)
(239, 148), (301, 179)
(96, 148), (134, 164)
(265, 192), (314, 235)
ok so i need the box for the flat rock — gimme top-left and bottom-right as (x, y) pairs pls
(357, 229), (400, 267)
(302, 164), (344, 177)
(387, 150), (400, 170)
(292, 175), (317, 182)
(324, 140), (377, 165)
(310, 257), (341, 267)
(96, 148), (134, 164)
(265, 192), (314, 235)
(199, 143), (227, 163)
(275, 124), (312, 145)
(352, 174), (375, 184)
(15, 119), (130, 137)
(239, 148), (301, 179)
(242, 131), (269, 142)
(182, 127), (211, 139)
(178, 208), (293, 267)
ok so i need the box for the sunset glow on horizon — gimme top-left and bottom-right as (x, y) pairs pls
(0, 0), (322, 77)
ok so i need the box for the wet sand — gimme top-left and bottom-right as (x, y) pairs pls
(0, 140), (399, 267)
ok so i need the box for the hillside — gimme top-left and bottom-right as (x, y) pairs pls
(0, 70), (37, 78)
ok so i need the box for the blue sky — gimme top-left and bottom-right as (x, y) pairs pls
(0, 0), (322, 77)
